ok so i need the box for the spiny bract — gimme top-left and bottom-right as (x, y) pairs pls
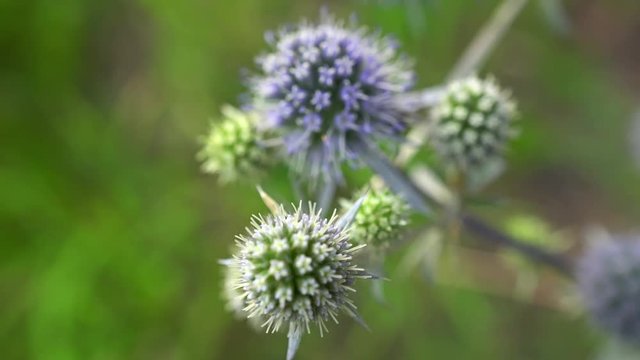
(199, 105), (270, 183)
(344, 188), (410, 250)
(578, 238), (640, 345)
(251, 12), (415, 182)
(231, 203), (368, 335)
(431, 75), (517, 170)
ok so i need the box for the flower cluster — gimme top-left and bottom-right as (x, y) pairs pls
(251, 13), (415, 181)
(431, 75), (517, 170)
(344, 188), (410, 251)
(199, 105), (271, 183)
(231, 203), (368, 335)
(577, 238), (640, 345)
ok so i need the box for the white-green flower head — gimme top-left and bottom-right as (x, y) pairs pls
(199, 105), (271, 183)
(431, 75), (518, 170)
(232, 202), (369, 336)
(345, 188), (410, 250)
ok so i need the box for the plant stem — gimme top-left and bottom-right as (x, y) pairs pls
(317, 177), (336, 217)
(353, 136), (432, 215)
(394, 0), (530, 168)
(460, 213), (574, 277)
(447, 0), (529, 81)
(358, 139), (574, 277)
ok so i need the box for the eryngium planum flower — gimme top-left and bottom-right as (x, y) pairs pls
(431, 75), (517, 170)
(231, 203), (368, 335)
(251, 12), (415, 181)
(343, 188), (410, 251)
(578, 237), (640, 345)
(199, 105), (271, 183)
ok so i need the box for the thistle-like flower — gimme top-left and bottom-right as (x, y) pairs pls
(226, 190), (370, 359)
(577, 237), (640, 345)
(343, 188), (410, 251)
(199, 105), (271, 183)
(431, 75), (517, 170)
(251, 12), (415, 182)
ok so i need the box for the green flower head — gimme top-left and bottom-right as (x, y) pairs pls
(199, 105), (272, 183)
(431, 75), (518, 170)
(344, 188), (410, 250)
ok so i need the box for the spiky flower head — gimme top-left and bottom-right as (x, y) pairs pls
(251, 12), (415, 181)
(577, 237), (640, 345)
(199, 105), (271, 183)
(431, 75), (517, 170)
(343, 188), (410, 251)
(230, 202), (369, 336)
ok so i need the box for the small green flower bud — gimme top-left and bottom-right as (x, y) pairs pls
(344, 188), (410, 250)
(199, 105), (271, 183)
(431, 75), (517, 170)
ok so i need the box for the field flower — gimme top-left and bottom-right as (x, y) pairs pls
(343, 188), (410, 251)
(200, 105), (272, 183)
(229, 203), (369, 335)
(251, 12), (414, 182)
(431, 75), (517, 170)
(578, 237), (640, 345)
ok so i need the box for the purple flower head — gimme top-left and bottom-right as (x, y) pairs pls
(577, 237), (640, 345)
(251, 12), (415, 182)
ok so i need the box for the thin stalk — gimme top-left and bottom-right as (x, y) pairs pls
(362, 145), (574, 277)
(395, 0), (529, 168)
(317, 178), (336, 217)
(461, 213), (574, 277)
(447, 0), (529, 81)
(352, 136), (432, 215)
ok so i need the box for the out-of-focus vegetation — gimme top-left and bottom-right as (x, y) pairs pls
(2, 0), (640, 359)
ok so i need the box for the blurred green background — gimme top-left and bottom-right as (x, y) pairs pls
(2, 0), (640, 358)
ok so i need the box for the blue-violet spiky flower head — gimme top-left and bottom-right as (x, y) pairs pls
(431, 75), (517, 170)
(232, 203), (368, 335)
(577, 237), (640, 345)
(343, 188), (410, 250)
(251, 12), (415, 181)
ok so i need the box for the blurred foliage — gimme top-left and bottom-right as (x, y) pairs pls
(2, 0), (640, 359)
